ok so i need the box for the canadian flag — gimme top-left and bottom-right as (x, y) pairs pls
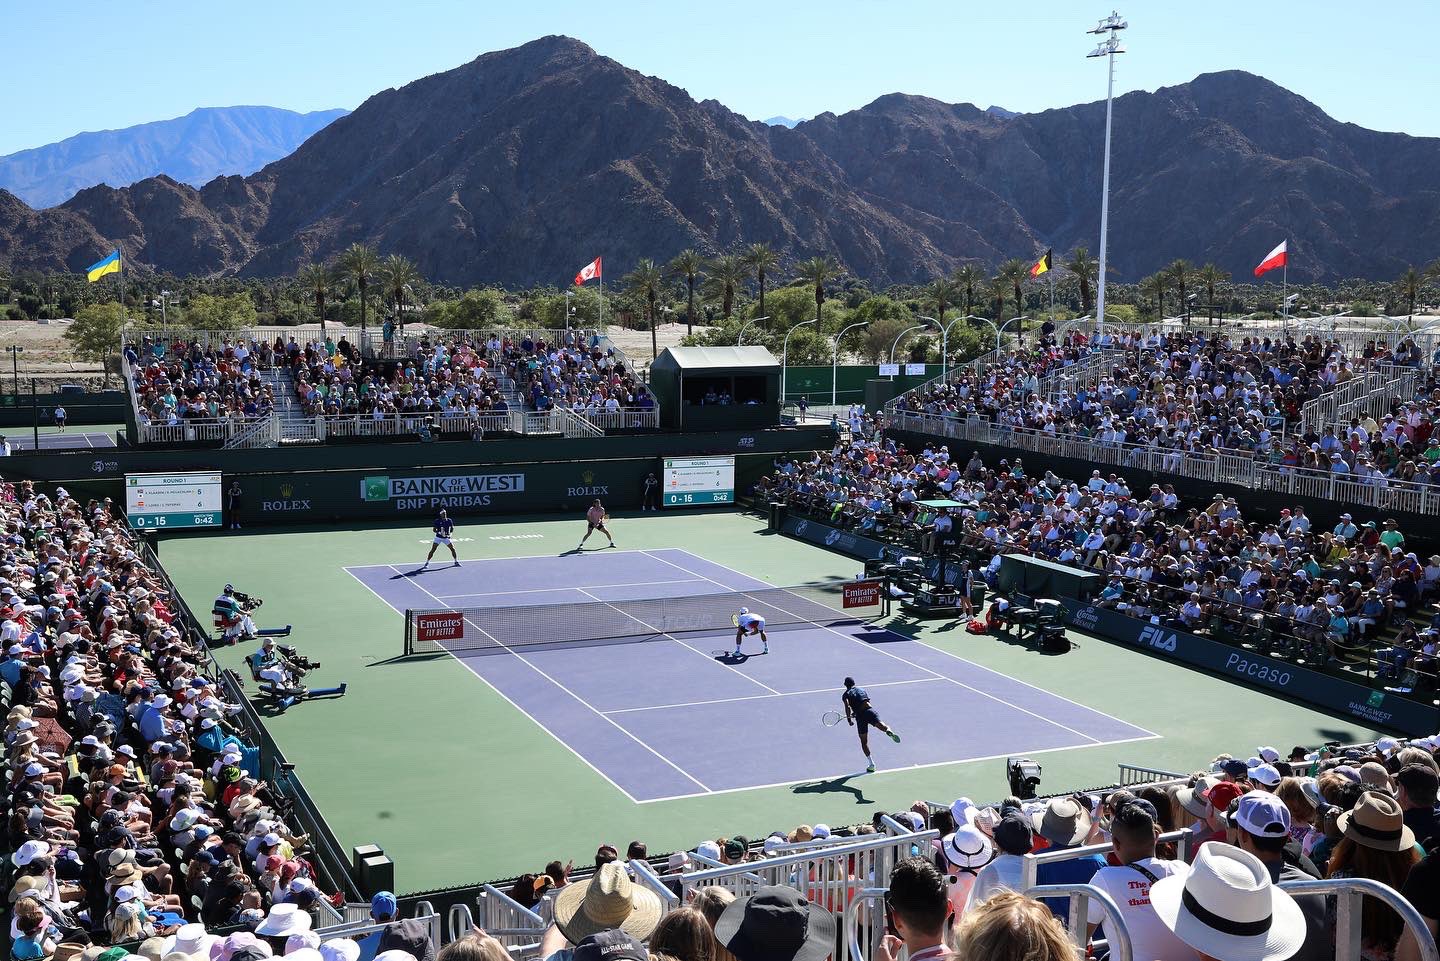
(1253, 240), (1288, 277)
(574, 257), (602, 285)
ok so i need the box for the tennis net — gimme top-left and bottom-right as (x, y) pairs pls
(403, 579), (886, 655)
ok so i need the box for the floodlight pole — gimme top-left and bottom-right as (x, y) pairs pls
(1087, 11), (1127, 343)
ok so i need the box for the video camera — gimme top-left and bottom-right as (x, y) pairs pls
(275, 643), (319, 675)
(230, 588), (263, 612)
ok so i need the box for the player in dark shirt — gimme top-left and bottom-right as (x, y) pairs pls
(421, 509), (459, 569)
(842, 676), (901, 773)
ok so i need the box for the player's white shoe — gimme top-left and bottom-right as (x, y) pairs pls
(762, 644), (769, 654)
(866, 761), (876, 773)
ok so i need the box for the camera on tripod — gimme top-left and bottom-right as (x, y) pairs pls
(277, 643), (319, 674)
(231, 588), (264, 612)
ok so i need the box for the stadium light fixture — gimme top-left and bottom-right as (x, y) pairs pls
(736, 315), (770, 346)
(1087, 11), (1127, 342)
(832, 321), (870, 406)
(782, 318), (817, 405)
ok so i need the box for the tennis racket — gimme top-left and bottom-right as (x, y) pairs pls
(731, 614), (741, 627)
(821, 711), (844, 727)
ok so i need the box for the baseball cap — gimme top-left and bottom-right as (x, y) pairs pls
(1220, 759), (1249, 780)
(1232, 792), (1291, 838)
(1204, 781), (1246, 812)
(573, 930), (648, 961)
(370, 890), (397, 918)
(1248, 763), (1282, 788)
(992, 814), (1034, 856)
(1395, 764), (1438, 799)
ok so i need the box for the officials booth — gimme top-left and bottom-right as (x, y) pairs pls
(649, 346), (781, 430)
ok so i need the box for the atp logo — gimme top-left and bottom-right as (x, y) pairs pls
(1137, 624), (1178, 652)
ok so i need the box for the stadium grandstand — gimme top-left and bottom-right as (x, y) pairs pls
(3, 319), (1437, 961)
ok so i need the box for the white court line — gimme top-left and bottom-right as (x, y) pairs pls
(648, 547), (1163, 743)
(641, 549), (1152, 746)
(646, 548), (1161, 740)
(436, 577), (708, 600)
(604, 677), (938, 716)
(344, 548), (669, 572)
(572, 586), (782, 697)
(634, 733), (1163, 804)
(392, 566), (713, 794)
(340, 566), (645, 803)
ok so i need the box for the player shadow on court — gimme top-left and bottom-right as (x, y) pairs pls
(389, 567), (436, 579)
(790, 773), (872, 805)
(712, 650), (767, 663)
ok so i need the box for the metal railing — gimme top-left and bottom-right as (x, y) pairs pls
(476, 883), (548, 957)
(315, 900), (442, 946)
(1019, 829), (1196, 893)
(886, 408), (1440, 514)
(1279, 877), (1440, 961)
(1025, 884), (1134, 961)
(573, 406), (660, 431)
(680, 828), (937, 921)
(1116, 762), (1189, 788)
(221, 416), (278, 449)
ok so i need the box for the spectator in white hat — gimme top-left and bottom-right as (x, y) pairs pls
(1151, 843), (1306, 961)
(1228, 793), (1330, 961)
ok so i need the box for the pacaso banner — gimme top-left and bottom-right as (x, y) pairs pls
(1057, 598), (1435, 736)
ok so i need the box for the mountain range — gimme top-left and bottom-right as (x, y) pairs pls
(1, 36), (1437, 287)
(0, 106), (347, 208)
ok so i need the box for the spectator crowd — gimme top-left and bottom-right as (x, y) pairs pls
(891, 327), (1440, 490)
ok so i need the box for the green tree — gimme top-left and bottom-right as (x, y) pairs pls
(668, 249), (704, 335)
(427, 289), (506, 328)
(742, 242), (781, 320)
(64, 302), (126, 386)
(1397, 265), (1424, 321)
(1063, 247), (1098, 315)
(703, 255), (747, 320)
(1143, 272), (1167, 320)
(183, 293), (257, 330)
(996, 258), (1029, 330)
(953, 262), (985, 319)
(378, 254), (421, 330)
(1167, 259), (1192, 320)
(792, 255), (844, 326)
(298, 262), (333, 337)
(987, 277), (1009, 326)
(337, 243), (379, 336)
(1197, 263), (1228, 322)
(924, 276), (960, 334)
(623, 258), (664, 359)
(851, 296), (916, 362)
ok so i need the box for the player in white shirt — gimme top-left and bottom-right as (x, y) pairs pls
(734, 607), (768, 656)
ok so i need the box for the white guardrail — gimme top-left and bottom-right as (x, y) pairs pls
(886, 409), (1440, 514)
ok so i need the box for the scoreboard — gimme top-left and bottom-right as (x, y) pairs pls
(126, 472), (223, 529)
(661, 456), (735, 507)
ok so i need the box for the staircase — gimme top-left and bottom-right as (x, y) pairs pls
(221, 417), (278, 449)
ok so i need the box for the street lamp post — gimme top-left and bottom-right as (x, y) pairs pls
(1087, 11), (1127, 343)
(564, 290), (572, 331)
(888, 324), (930, 377)
(782, 319), (817, 407)
(998, 315), (1029, 348)
(735, 315), (770, 346)
(5, 345), (22, 397)
(832, 321), (869, 407)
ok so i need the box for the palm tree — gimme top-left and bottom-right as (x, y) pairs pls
(987, 277), (1009, 325)
(378, 254), (421, 331)
(667, 249), (704, 335)
(1144, 272), (1167, 319)
(742, 243), (781, 320)
(624, 258), (664, 359)
(298, 262), (333, 338)
(924, 276), (961, 333)
(1167, 259), (1192, 321)
(953, 263), (985, 319)
(792, 255), (844, 326)
(1063, 247), (1098, 315)
(996, 258), (1030, 331)
(1197, 263), (1228, 322)
(1397, 265), (1425, 321)
(337, 243), (379, 336)
(704, 255), (747, 320)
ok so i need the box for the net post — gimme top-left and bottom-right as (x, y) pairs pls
(403, 608), (413, 657)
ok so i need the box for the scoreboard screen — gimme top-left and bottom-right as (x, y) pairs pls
(661, 456), (735, 507)
(126, 472), (223, 529)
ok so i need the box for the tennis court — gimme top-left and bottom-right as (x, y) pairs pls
(345, 548), (1157, 802)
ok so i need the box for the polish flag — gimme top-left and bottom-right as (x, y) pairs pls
(1253, 240), (1288, 277)
(574, 257), (602, 285)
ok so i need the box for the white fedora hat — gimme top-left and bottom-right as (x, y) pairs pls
(1150, 842), (1305, 961)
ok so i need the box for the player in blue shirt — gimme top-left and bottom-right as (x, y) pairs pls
(421, 509), (459, 569)
(842, 676), (901, 773)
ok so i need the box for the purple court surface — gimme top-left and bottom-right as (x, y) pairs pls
(346, 548), (1157, 803)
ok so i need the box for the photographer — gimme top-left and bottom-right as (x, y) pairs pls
(247, 638), (318, 695)
(213, 584), (261, 643)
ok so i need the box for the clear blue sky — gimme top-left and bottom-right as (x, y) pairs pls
(5, 0), (1437, 155)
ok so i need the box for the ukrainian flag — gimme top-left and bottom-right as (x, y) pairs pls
(86, 249), (120, 282)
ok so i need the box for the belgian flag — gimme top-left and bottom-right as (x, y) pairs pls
(1028, 248), (1052, 279)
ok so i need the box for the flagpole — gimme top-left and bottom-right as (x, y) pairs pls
(1282, 255), (1287, 335)
(116, 242), (126, 325)
(599, 267), (604, 333)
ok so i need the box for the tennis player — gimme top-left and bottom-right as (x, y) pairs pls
(578, 499), (615, 550)
(842, 676), (901, 773)
(733, 607), (768, 656)
(421, 509), (459, 569)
